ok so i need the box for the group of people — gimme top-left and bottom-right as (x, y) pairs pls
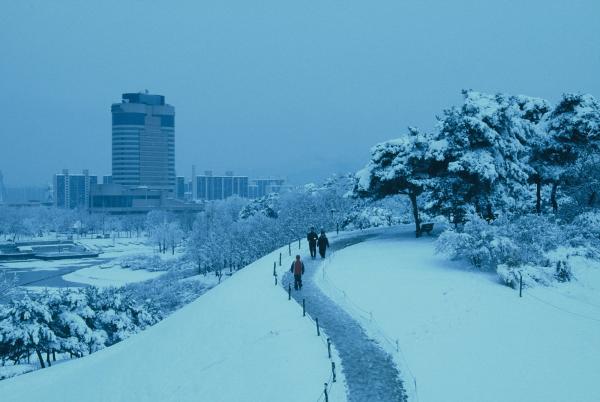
(290, 227), (330, 290)
(307, 227), (329, 260)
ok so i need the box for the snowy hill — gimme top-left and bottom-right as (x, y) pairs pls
(316, 227), (600, 402)
(0, 244), (346, 402)
(3, 226), (599, 402)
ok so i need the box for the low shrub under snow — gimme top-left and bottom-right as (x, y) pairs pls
(436, 213), (590, 287)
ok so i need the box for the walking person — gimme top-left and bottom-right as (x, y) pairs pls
(318, 230), (329, 259)
(290, 254), (305, 290)
(307, 227), (318, 259)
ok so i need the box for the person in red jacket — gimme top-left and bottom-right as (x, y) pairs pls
(290, 254), (305, 290)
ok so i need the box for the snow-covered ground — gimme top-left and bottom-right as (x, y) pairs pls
(61, 265), (164, 287)
(316, 227), (600, 402)
(65, 237), (181, 287)
(77, 236), (169, 259)
(1, 236), (174, 288)
(0, 244), (347, 402)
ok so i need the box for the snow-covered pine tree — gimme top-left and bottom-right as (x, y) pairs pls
(432, 91), (535, 220)
(51, 289), (107, 357)
(0, 296), (56, 368)
(509, 95), (552, 214)
(541, 93), (600, 213)
(354, 127), (437, 236)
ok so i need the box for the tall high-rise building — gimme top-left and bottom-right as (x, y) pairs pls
(111, 92), (175, 191)
(54, 169), (98, 209)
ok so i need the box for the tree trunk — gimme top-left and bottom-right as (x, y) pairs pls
(35, 349), (45, 369)
(46, 351), (51, 367)
(52, 350), (56, 362)
(550, 182), (558, 213)
(409, 191), (421, 238)
(588, 191), (597, 207)
(535, 179), (541, 214)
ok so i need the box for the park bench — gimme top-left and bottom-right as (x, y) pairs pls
(420, 223), (434, 235)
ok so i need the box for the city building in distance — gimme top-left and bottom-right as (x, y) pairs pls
(2, 170), (52, 207)
(54, 169), (97, 209)
(249, 178), (285, 199)
(189, 170), (285, 201)
(87, 92), (203, 214)
(0, 170), (5, 204)
(111, 92), (175, 192)
(49, 91), (285, 212)
(176, 176), (186, 200)
(193, 171), (249, 201)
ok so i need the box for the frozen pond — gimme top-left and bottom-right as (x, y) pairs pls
(0, 256), (113, 288)
(1, 237), (169, 291)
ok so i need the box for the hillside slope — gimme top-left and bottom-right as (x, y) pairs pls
(0, 245), (345, 402)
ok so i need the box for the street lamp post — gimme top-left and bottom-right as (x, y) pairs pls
(330, 208), (338, 235)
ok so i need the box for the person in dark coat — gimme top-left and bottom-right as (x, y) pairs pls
(290, 255), (305, 290)
(318, 230), (329, 259)
(307, 227), (318, 259)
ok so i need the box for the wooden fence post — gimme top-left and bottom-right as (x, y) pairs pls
(302, 298), (306, 317)
(519, 272), (523, 298)
(288, 284), (291, 300)
(331, 362), (336, 383)
(316, 318), (320, 336)
(327, 338), (331, 358)
(279, 252), (282, 266)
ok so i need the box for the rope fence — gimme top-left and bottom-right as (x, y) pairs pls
(272, 239), (339, 402)
(512, 271), (600, 323)
(320, 250), (420, 402)
(524, 292), (600, 323)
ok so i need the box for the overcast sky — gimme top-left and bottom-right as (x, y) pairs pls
(1, 0), (599, 186)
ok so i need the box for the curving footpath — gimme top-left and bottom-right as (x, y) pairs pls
(284, 233), (407, 402)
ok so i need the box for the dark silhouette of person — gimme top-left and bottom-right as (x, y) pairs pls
(307, 227), (318, 259)
(290, 254), (305, 290)
(318, 230), (329, 259)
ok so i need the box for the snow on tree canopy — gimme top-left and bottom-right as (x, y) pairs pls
(546, 93), (600, 141)
(354, 89), (600, 221)
(355, 127), (433, 196)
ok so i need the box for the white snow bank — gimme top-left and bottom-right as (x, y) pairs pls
(62, 265), (164, 287)
(316, 227), (600, 402)
(0, 245), (346, 402)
